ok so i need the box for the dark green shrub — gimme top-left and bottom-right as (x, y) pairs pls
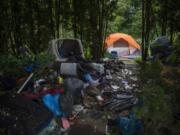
(135, 61), (172, 135)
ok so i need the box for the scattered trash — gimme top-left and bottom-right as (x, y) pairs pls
(116, 113), (141, 135)
(38, 118), (60, 135)
(73, 105), (84, 113)
(86, 86), (101, 96)
(104, 60), (124, 73)
(96, 95), (104, 102)
(103, 97), (138, 112)
(122, 80), (128, 84)
(42, 94), (63, 117)
(111, 85), (120, 90)
(61, 117), (70, 129)
(84, 73), (100, 86)
(124, 84), (133, 90)
(106, 74), (113, 80)
(130, 76), (138, 81)
(64, 78), (84, 104)
(0, 56), (141, 135)
(117, 76), (123, 80)
(91, 63), (105, 75)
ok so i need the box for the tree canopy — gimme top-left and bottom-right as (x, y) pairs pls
(0, 0), (180, 60)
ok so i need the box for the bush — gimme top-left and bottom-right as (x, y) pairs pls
(135, 61), (172, 135)
(0, 51), (55, 77)
(135, 84), (171, 135)
(0, 55), (26, 76)
(166, 34), (180, 65)
(138, 60), (163, 85)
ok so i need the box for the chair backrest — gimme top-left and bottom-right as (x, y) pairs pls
(49, 38), (84, 62)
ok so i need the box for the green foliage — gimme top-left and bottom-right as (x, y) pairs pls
(0, 0), (179, 61)
(162, 67), (180, 116)
(135, 56), (142, 64)
(171, 72), (180, 115)
(35, 51), (55, 68)
(106, 132), (115, 135)
(166, 52), (179, 64)
(135, 85), (172, 135)
(166, 33), (180, 65)
(0, 0), (120, 60)
(107, 0), (142, 39)
(136, 61), (172, 135)
(139, 60), (162, 85)
(0, 55), (26, 76)
(104, 52), (115, 59)
(136, 84), (171, 121)
(0, 51), (54, 76)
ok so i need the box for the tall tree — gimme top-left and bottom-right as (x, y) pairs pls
(141, 0), (145, 61)
(141, 0), (152, 61)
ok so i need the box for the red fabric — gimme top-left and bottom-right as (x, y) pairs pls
(40, 88), (65, 96)
(23, 87), (65, 100)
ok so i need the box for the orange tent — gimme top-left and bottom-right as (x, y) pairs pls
(105, 33), (140, 49)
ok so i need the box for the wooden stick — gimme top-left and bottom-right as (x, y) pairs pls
(17, 73), (34, 94)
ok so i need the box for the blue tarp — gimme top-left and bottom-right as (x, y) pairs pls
(116, 113), (141, 135)
(42, 94), (63, 117)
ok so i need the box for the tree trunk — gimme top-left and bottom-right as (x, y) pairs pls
(144, 0), (151, 59)
(161, 0), (167, 35)
(142, 0), (152, 61)
(170, 23), (174, 44)
(48, 0), (55, 38)
(141, 0), (145, 61)
(56, 0), (60, 38)
(73, 0), (78, 38)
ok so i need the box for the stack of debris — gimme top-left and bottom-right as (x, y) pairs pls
(0, 57), (140, 135)
(82, 60), (139, 112)
(0, 38), (141, 135)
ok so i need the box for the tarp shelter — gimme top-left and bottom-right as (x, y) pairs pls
(105, 33), (141, 57)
